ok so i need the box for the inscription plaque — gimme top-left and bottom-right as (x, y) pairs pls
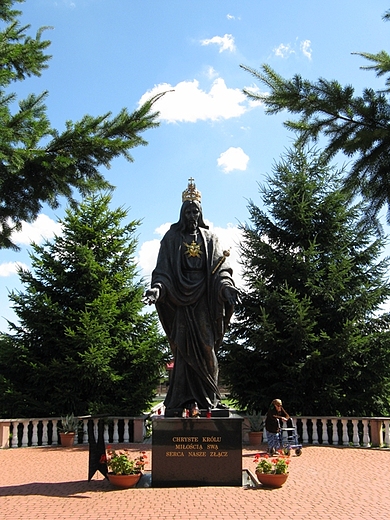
(152, 417), (243, 487)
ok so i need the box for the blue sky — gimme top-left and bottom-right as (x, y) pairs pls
(1, 0), (390, 327)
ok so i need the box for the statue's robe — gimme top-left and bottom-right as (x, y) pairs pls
(151, 226), (235, 410)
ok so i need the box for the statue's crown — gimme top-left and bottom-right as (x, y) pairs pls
(182, 178), (201, 203)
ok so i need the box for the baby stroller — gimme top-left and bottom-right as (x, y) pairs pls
(269, 418), (302, 456)
(279, 418), (302, 456)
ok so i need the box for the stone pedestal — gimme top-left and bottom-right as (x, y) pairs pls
(369, 419), (384, 447)
(0, 421), (10, 449)
(133, 415), (148, 442)
(152, 416), (243, 487)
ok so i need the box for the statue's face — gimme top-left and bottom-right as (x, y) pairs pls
(184, 203), (200, 232)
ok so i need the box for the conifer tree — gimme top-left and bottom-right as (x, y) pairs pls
(0, 192), (166, 417)
(0, 0), (161, 250)
(240, 10), (390, 227)
(221, 143), (390, 416)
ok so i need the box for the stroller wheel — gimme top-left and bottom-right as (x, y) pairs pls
(295, 448), (302, 456)
(283, 447), (290, 456)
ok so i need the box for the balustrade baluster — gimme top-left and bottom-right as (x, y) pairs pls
(112, 419), (119, 443)
(340, 418), (348, 446)
(21, 421), (29, 447)
(31, 420), (39, 446)
(362, 419), (370, 447)
(324, 419), (331, 445)
(351, 419), (360, 446)
(93, 418), (99, 443)
(330, 418), (338, 445)
(52, 420), (60, 445)
(302, 418), (309, 444)
(41, 420), (49, 446)
(312, 419), (319, 444)
(123, 419), (130, 443)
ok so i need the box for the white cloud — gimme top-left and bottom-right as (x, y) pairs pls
(273, 39), (312, 60)
(154, 223), (171, 236)
(227, 14), (235, 20)
(200, 34), (236, 53)
(206, 66), (218, 79)
(217, 147), (249, 173)
(0, 261), (29, 277)
(137, 223), (171, 284)
(138, 78), (248, 123)
(11, 214), (62, 245)
(137, 239), (160, 284)
(300, 39), (312, 60)
(273, 43), (295, 59)
(54, 0), (76, 8)
(137, 222), (245, 289)
(209, 223), (244, 288)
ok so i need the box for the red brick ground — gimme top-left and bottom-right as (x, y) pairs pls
(1, 443), (389, 519)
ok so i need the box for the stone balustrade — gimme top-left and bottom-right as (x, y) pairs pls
(263, 416), (390, 448)
(1, 414), (389, 449)
(0, 415), (149, 449)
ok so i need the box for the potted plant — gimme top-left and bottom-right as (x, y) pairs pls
(58, 413), (81, 447)
(101, 447), (147, 488)
(254, 452), (290, 487)
(244, 411), (265, 445)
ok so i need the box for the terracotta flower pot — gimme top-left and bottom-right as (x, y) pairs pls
(59, 432), (75, 447)
(107, 473), (142, 489)
(248, 431), (263, 446)
(256, 471), (289, 488)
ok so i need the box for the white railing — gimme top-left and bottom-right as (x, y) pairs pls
(262, 416), (390, 448)
(1, 414), (389, 449)
(0, 415), (149, 449)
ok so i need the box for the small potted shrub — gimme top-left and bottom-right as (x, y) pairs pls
(58, 414), (81, 447)
(244, 411), (265, 446)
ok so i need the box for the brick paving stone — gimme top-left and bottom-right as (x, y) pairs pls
(0, 444), (390, 519)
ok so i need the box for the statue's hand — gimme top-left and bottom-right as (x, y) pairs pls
(223, 285), (239, 305)
(143, 287), (160, 305)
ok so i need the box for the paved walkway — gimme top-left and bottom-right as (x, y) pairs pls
(1, 443), (389, 519)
